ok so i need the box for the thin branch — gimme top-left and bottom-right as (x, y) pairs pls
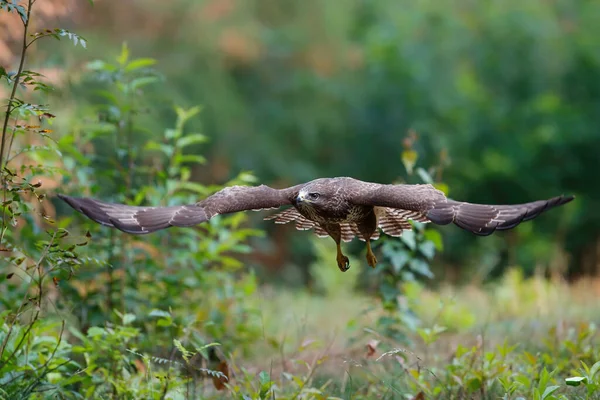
(22, 320), (66, 394)
(4, 117), (19, 169)
(0, 308), (40, 371)
(0, 230), (57, 370)
(0, 0), (33, 173)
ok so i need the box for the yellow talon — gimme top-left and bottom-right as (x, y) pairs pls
(336, 242), (350, 272)
(366, 240), (377, 268)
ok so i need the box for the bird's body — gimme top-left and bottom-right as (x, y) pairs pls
(58, 177), (574, 272)
(294, 178), (373, 224)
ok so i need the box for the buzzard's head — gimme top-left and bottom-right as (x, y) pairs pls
(294, 180), (337, 212)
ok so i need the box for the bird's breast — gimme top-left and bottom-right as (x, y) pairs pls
(345, 204), (373, 222)
(295, 203), (372, 224)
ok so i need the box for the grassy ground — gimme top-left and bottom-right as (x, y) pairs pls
(226, 269), (600, 399)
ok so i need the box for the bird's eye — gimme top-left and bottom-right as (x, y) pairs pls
(308, 192), (320, 200)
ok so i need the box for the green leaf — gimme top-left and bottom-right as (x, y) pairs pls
(258, 371), (272, 399)
(117, 42), (130, 66)
(590, 360), (600, 380)
(56, 29), (87, 48)
(174, 154), (206, 166)
(385, 248), (409, 272)
(122, 313), (136, 325)
(433, 182), (450, 195)
(87, 60), (116, 72)
(565, 376), (586, 386)
(416, 167), (433, 184)
(87, 327), (105, 337)
(156, 318), (172, 327)
(125, 58), (157, 72)
(174, 339), (193, 362)
(130, 76), (159, 90)
(541, 385), (560, 399)
(164, 128), (179, 140)
(379, 281), (399, 302)
(94, 89), (119, 105)
(235, 171), (258, 184)
(175, 181), (209, 195)
(419, 241), (436, 260)
(400, 229), (416, 250)
(175, 105), (202, 123)
(148, 309), (171, 318)
(145, 141), (174, 157)
(467, 377), (482, 392)
(424, 229), (444, 251)
(409, 259), (434, 279)
(176, 134), (208, 149)
(259, 371), (271, 385)
(15, 4), (27, 24)
(401, 149), (418, 175)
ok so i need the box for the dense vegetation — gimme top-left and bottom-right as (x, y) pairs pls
(1, 0), (599, 399)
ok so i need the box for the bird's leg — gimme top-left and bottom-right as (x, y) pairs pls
(336, 241), (350, 272)
(357, 209), (378, 268)
(323, 223), (350, 272)
(365, 239), (377, 268)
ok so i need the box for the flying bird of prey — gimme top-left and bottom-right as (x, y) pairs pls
(58, 177), (574, 272)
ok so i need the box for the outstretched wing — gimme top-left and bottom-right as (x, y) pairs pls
(58, 184), (302, 234)
(346, 179), (574, 236)
(425, 196), (574, 236)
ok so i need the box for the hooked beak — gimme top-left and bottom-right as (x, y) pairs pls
(295, 192), (306, 204)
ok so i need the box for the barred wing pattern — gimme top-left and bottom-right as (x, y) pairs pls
(266, 206), (430, 242)
(58, 196), (208, 234)
(375, 207), (429, 237)
(425, 196), (574, 236)
(58, 184), (300, 234)
(346, 180), (574, 236)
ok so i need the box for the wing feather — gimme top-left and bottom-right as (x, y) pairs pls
(340, 223), (356, 242)
(346, 178), (574, 236)
(314, 225), (329, 238)
(426, 196), (575, 236)
(59, 184), (302, 234)
(374, 207), (417, 238)
(264, 208), (330, 238)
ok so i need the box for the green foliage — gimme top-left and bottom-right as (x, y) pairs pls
(565, 361), (600, 398)
(370, 149), (445, 342)
(1, 3), (265, 397)
(0, 1), (90, 397)
(2, 2), (599, 399)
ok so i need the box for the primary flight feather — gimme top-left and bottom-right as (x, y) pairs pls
(58, 177), (574, 272)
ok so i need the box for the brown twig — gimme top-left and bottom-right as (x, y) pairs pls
(0, 0), (33, 172)
(0, 229), (57, 370)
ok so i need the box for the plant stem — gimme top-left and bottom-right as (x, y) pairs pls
(0, 0), (33, 174)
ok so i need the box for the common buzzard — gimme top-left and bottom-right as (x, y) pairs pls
(58, 177), (574, 272)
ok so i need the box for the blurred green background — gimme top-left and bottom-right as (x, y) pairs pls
(3, 0), (600, 398)
(44, 0), (596, 281)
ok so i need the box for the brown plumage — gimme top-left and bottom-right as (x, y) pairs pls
(58, 177), (574, 272)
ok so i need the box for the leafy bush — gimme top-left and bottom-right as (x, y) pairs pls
(1, 2), (264, 397)
(1, 0), (88, 396)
